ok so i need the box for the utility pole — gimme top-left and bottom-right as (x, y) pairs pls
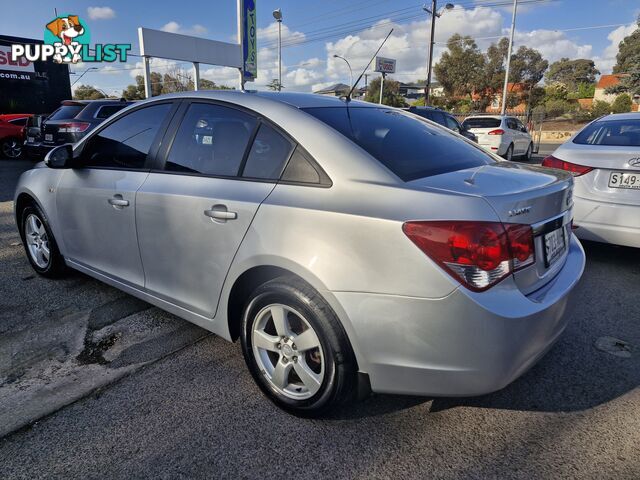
(501, 0), (518, 115)
(423, 2), (453, 106)
(273, 9), (283, 91)
(379, 72), (386, 104)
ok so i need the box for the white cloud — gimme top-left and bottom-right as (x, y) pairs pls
(160, 22), (209, 36)
(512, 29), (592, 64)
(87, 6), (116, 20)
(593, 23), (638, 73)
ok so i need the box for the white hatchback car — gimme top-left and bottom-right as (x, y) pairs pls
(462, 115), (533, 161)
(542, 113), (640, 248)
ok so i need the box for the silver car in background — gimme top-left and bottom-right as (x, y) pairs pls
(15, 91), (585, 416)
(543, 113), (640, 248)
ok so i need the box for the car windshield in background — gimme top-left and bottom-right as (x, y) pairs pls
(303, 107), (493, 182)
(573, 119), (640, 146)
(48, 105), (86, 120)
(462, 117), (501, 129)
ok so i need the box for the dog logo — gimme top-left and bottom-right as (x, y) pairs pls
(44, 15), (90, 64)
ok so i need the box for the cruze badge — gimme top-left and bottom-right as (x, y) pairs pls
(629, 158), (640, 168)
(508, 206), (531, 217)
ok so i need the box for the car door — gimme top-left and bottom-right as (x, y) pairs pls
(136, 101), (295, 317)
(516, 119), (531, 149)
(56, 102), (175, 287)
(505, 117), (522, 153)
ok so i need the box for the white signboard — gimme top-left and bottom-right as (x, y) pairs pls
(375, 56), (396, 74)
(138, 28), (242, 68)
(0, 45), (35, 73)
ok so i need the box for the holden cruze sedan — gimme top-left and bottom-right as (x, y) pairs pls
(14, 91), (585, 416)
(543, 113), (640, 248)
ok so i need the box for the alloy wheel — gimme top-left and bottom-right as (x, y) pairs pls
(2, 139), (22, 159)
(251, 303), (325, 400)
(25, 214), (50, 268)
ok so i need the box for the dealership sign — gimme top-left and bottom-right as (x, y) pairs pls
(375, 57), (396, 74)
(241, 0), (257, 81)
(10, 14), (130, 65)
(0, 45), (35, 80)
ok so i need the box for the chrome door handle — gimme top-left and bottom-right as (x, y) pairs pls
(108, 196), (129, 207)
(204, 205), (237, 222)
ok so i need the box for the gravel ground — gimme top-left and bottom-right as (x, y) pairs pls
(0, 154), (638, 479)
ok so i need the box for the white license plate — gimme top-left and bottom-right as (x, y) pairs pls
(544, 227), (566, 267)
(609, 171), (640, 189)
(44, 134), (53, 142)
(27, 136), (34, 143)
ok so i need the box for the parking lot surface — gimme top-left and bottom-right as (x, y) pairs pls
(0, 155), (638, 479)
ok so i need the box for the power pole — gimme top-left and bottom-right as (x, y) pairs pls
(501, 0), (518, 115)
(424, 0), (436, 105)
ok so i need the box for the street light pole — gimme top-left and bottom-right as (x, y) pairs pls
(501, 0), (518, 115)
(333, 54), (353, 87)
(71, 66), (98, 86)
(423, 2), (453, 105)
(273, 9), (283, 91)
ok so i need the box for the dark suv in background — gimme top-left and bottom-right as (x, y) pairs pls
(24, 99), (131, 160)
(404, 106), (477, 142)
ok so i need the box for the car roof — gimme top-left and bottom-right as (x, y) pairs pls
(598, 112), (640, 121)
(144, 90), (381, 110)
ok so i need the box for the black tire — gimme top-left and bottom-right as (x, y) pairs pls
(2, 138), (22, 159)
(523, 142), (533, 161)
(503, 144), (514, 161)
(241, 276), (358, 417)
(19, 203), (66, 277)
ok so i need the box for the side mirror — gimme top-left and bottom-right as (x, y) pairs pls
(44, 144), (74, 169)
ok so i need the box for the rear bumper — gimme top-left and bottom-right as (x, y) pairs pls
(334, 234), (585, 396)
(573, 195), (640, 248)
(478, 141), (506, 156)
(23, 142), (53, 161)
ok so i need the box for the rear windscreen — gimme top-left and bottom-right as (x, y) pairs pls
(462, 117), (501, 129)
(303, 106), (494, 182)
(48, 105), (86, 121)
(573, 119), (640, 146)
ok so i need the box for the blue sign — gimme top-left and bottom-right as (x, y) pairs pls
(242, 0), (257, 81)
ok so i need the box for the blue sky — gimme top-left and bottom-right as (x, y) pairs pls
(1, 0), (638, 96)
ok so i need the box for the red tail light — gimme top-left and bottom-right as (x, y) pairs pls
(58, 122), (90, 133)
(488, 129), (505, 135)
(402, 221), (535, 291)
(542, 155), (592, 176)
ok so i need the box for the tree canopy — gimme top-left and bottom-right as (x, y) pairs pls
(433, 34), (486, 98)
(545, 58), (599, 92)
(121, 70), (234, 100)
(73, 84), (106, 100)
(608, 17), (640, 97)
(363, 76), (406, 107)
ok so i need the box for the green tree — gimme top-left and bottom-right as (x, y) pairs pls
(363, 76), (406, 107)
(611, 93), (632, 113)
(509, 45), (548, 87)
(591, 100), (612, 117)
(545, 58), (599, 92)
(73, 84), (106, 100)
(608, 17), (640, 96)
(544, 99), (571, 118)
(545, 82), (568, 101)
(434, 34), (486, 98)
(122, 72), (162, 100)
(266, 79), (283, 91)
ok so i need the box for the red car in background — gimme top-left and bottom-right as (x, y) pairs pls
(0, 114), (32, 159)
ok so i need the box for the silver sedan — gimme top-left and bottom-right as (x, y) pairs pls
(543, 113), (640, 248)
(15, 91), (585, 416)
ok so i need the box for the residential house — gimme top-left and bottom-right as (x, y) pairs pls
(593, 74), (626, 103)
(484, 82), (529, 114)
(313, 83), (351, 97)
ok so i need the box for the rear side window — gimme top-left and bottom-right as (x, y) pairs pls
(96, 105), (127, 119)
(462, 117), (501, 129)
(281, 146), (330, 185)
(574, 119), (640, 146)
(165, 103), (257, 176)
(8, 117), (28, 126)
(506, 118), (518, 130)
(242, 123), (294, 180)
(303, 107), (493, 182)
(82, 103), (172, 169)
(48, 105), (86, 120)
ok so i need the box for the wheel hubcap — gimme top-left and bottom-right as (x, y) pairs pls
(3, 140), (21, 158)
(251, 304), (324, 400)
(25, 214), (50, 268)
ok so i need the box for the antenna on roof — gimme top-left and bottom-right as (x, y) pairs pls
(346, 28), (393, 102)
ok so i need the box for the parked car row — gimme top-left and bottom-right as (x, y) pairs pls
(0, 99), (131, 161)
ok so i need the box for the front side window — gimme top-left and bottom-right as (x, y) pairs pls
(82, 103), (172, 169)
(242, 123), (294, 180)
(304, 107), (494, 182)
(574, 119), (640, 146)
(165, 103), (257, 176)
(445, 115), (460, 132)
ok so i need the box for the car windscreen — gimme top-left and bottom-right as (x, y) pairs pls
(462, 117), (501, 129)
(303, 107), (494, 182)
(573, 119), (640, 146)
(48, 105), (86, 121)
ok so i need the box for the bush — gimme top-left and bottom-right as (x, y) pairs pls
(545, 82), (568, 101)
(591, 100), (612, 118)
(544, 99), (571, 118)
(611, 94), (632, 113)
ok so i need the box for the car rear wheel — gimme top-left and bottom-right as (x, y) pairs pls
(20, 204), (66, 277)
(2, 138), (22, 159)
(241, 276), (358, 416)
(523, 143), (533, 161)
(503, 144), (514, 161)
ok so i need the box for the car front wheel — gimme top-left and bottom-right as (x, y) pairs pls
(20, 204), (66, 277)
(2, 138), (22, 159)
(241, 276), (358, 416)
